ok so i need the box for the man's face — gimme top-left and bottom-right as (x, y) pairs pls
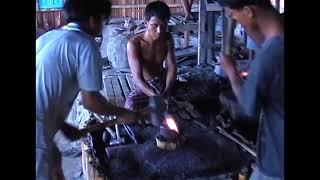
(225, 7), (255, 34)
(225, 6), (262, 43)
(145, 16), (168, 40)
(89, 15), (106, 37)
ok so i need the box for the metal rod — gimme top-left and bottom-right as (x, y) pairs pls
(81, 119), (118, 135)
(217, 126), (257, 157)
(93, 113), (116, 139)
(115, 124), (120, 138)
(123, 125), (138, 144)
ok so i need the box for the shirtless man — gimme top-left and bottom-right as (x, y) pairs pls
(124, 1), (177, 111)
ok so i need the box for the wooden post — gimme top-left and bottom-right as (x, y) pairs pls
(197, 0), (207, 65)
(206, 11), (216, 64)
(222, 11), (235, 55)
(122, 0), (126, 17)
(184, 31), (190, 48)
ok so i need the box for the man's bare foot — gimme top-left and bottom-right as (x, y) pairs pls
(184, 13), (192, 21)
(183, 13), (194, 24)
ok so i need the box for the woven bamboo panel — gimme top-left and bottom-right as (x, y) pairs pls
(36, 0), (191, 29)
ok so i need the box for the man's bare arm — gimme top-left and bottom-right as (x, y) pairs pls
(127, 39), (156, 96)
(218, 54), (243, 99)
(164, 34), (177, 95)
(226, 69), (243, 98)
(81, 91), (142, 124)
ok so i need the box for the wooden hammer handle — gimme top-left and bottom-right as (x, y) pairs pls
(80, 119), (118, 135)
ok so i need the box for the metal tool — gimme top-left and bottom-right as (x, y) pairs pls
(110, 123), (125, 146)
(123, 124), (138, 144)
(93, 113), (117, 139)
(61, 119), (118, 141)
(231, 129), (253, 146)
(217, 126), (256, 158)
(149, 96), (167, 126)
(193, 117), (256, 158)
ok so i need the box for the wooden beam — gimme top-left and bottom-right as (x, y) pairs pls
(111, 4), (184, 9)
(207, 11), (216, 64)
(169, 23), (198, 33)
(175, 46), (198, 59)
(122, 0), (126, 17)
(198, 0), (207, 65)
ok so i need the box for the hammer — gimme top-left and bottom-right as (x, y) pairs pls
(109, 123), (125, 145)
(61, 119), (118, 141)
(148, 96), (168, 126)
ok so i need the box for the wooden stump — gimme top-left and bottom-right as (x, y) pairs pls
(81, 141), (107, 180)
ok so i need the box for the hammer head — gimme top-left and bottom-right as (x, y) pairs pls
(148, 96), (168, 126)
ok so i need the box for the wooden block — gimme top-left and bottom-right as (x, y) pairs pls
(156, 135), (177, 151)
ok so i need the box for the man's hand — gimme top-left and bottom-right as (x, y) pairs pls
(218, 53), (243, 98)
(60, 123), (86, 141)
(148, 88), (157, 97)
(217, 53), (237, 76)
(160, 89), (171, 99)
(117, 110), (148, 124)
(51, 165), (65, 180)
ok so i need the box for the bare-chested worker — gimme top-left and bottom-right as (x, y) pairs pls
(125, 1), (177, 111)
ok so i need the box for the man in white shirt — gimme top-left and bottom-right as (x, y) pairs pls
(36, 0), (144, 179)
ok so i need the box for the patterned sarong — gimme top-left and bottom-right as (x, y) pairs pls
(125, 73), (166, 111)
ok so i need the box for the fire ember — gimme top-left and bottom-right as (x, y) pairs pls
(156, 114), (185, 151)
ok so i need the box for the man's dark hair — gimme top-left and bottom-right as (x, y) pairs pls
(144, 1), (171, 22)
(216, 0), (273, 9)
(63, 0), (112, 23)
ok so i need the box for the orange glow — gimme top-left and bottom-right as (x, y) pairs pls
(165, 115), (179, 133)
(240, 71), (248, 77)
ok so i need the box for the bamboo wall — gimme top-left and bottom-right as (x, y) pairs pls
(36, 0), (197, 30)
(109, 0), (189, 20)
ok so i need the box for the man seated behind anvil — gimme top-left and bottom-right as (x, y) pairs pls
(125, 1), (177, 112)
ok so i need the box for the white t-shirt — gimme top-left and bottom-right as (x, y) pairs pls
(36, 23), (103, 150)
